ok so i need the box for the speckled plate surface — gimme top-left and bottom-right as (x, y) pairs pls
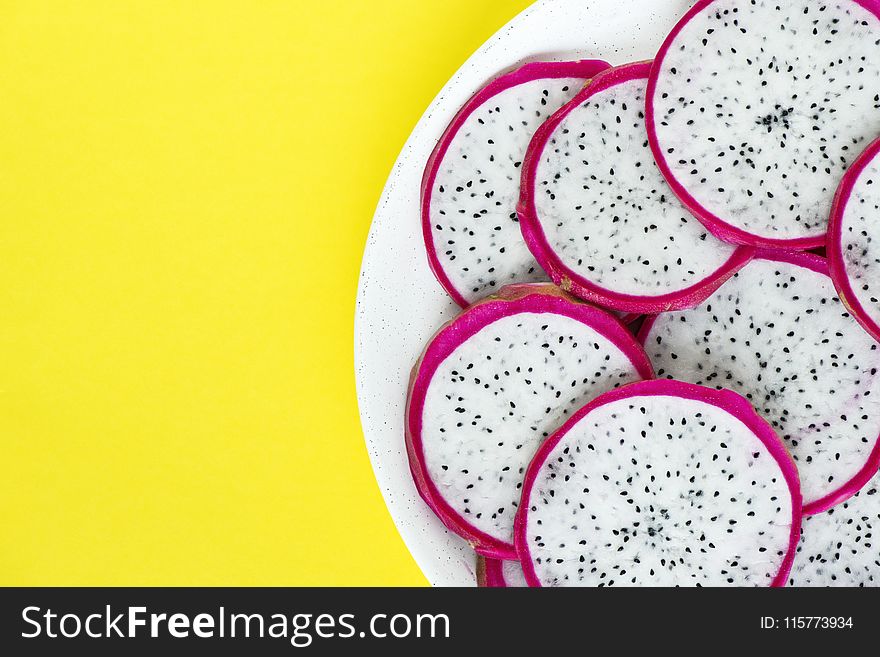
(354, 0), (694, 586)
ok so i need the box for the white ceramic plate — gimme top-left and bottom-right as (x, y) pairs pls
(354, 0), (694, 586)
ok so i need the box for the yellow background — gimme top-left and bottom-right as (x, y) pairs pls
(0, 0), (532, 585)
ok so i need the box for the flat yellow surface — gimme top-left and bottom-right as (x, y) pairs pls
(0, 0), (531, 585)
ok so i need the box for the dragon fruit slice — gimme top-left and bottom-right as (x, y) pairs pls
(516, 379), (801, 587)
(476, 556), (529, 587)
(422, 60), (611, 307)
(639, 251), (880, 514)
(518, 61), (752, 314)
(646, 0), (880, 249)
(406, 284), (653, 558)
(789, 476), (879, 586)
(828, 137), (880, 343)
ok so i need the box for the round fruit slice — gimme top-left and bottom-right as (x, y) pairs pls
(640, 251), (880, 514)
(406, 284), (653, 558)
(647, 0), (880, 248)
(516, 379), (801, 587)
(423, 60), (611, 307)
(828, 136), (880, 343)
(519, 61), (751, 313)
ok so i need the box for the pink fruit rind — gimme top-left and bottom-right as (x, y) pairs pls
(514, 378), (803, 587)
(476, 556), (508, 587)
(406, 283), (654, 558)
(421, 59), (612, 308)
(827, 136), (880, 343)
(517, 60), (754, 313)
(637, 249), (880, 516)
(645, 0), (880, 250)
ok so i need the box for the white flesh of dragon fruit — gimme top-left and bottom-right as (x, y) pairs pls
(428, 78), (581, 301)
(647, 0), (880, 247)
(498, 559), (528, 587)
(520, 62), (747, 312)
(422, 60), (608, 306)
(518, 381), (799, 586)
(408, 286), (651, 555)
(641, 253), (880, 513)
(828, 138), (880, 342)
(789, 478), (879, 586)
(424, 62), (609, 307)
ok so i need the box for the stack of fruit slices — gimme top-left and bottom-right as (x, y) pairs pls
(406, 0), (880, 587)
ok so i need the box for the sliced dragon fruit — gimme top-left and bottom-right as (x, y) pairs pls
(422, 60), (611, 307)
(828, 137), (880, 343)
(646, 0), (880, 249)
(518, 61), (752, 314)
(406, 284), (653, 558)
(476, 556), (529, 587)
(789, 476), (879, 586)
(639, 251), (880, 514)
(516, 379), (801, 587)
